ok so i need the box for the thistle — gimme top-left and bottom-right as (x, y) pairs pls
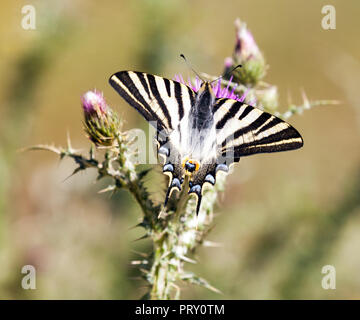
(82, 90), (121, 147)
(28, 18), (338, 300)
(224, 18), (266, 86)
(174, 74), (247, 102)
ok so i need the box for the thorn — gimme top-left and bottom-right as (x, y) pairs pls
(96, 173), (104, 181)
(169, 283), (181, 300)
(179, 255), (197, 264)
(109, 188), (117, 199)
(130, 250), (148, 258)
(98, 185), (116, 194)
(138, 285), (152, 290)
(130, 260), (148, 266)
(158, 207), (167, 219)
(20, 144), (61, 155)
(128, 277), (145, 281)
(159, 251), (171, 260)
(207, 285), (223, 295)
(129, 276), (145, 281)
(127, 135), (138, 146)
(301, 88), (311, 110)
(132, 234), (149, 242)
(287, 89), (293, 107)
(62, 167), (82, 182)
(64, 133), (82, 154)
(328, 100), (341, 105)
(203, 240), (223, 248)
(89, 145), (95, 159)
(138, 268), (149, 275)
(128, 222), (147, 231)
(66, 130), (72, 151)
(180, 273), (223, 294)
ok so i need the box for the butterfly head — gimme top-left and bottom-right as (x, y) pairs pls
(197, 81), (214, 95)
(196, 81), (216, 108)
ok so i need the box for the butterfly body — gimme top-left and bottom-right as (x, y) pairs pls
(109, 71), (303, 216)
(187, 83), (217, 163)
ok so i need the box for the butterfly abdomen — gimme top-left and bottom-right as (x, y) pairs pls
(184, 82), (217, 161)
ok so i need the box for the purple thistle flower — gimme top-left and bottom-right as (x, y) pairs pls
(81, 90), (108, 116)
(234, 18), (261, 62)
(174, 74), (248, 103)
(223, 18), (266, 86)
(81, 90), (121, 146)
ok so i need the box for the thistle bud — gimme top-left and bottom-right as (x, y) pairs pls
(226, 18), (266, 86)
(82, 90), (107, 117)
(81, 90), (120, 146)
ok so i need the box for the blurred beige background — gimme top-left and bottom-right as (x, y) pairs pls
(0, 0), (359, 299)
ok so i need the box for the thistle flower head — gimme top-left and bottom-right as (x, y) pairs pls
(225, 18), (266, 86)
(174, 74), (247, 102)
(81, 90), (107, 118)
(234, 19), (261, 61)
(81, 90), (121, 146)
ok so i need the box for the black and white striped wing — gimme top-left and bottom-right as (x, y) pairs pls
(109, 71), (195, 133)
(213, 98), (303, 162)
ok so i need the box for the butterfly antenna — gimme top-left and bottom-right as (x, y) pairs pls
(210, 64), (242, 84)
(180, 54), (205, 82)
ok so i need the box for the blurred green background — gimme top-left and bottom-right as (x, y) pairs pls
(0, 0), (359, 299)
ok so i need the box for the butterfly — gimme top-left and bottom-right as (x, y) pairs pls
(109, 71), (303, 216)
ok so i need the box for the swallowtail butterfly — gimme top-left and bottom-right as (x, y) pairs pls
(109, 70), (303, 216)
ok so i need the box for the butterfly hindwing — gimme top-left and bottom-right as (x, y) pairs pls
(213, 98), (303, 162)
(185, 98), (303, 216)
(109, 71), (195, 133)
(158, 136), (186, 207)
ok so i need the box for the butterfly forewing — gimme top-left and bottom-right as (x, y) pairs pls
(110, 71), (197, 211)
(213, 98), (303, 161)
(109, 71), (195, 132)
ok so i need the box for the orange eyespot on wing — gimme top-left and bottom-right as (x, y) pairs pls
(182, 158), (200, 173)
